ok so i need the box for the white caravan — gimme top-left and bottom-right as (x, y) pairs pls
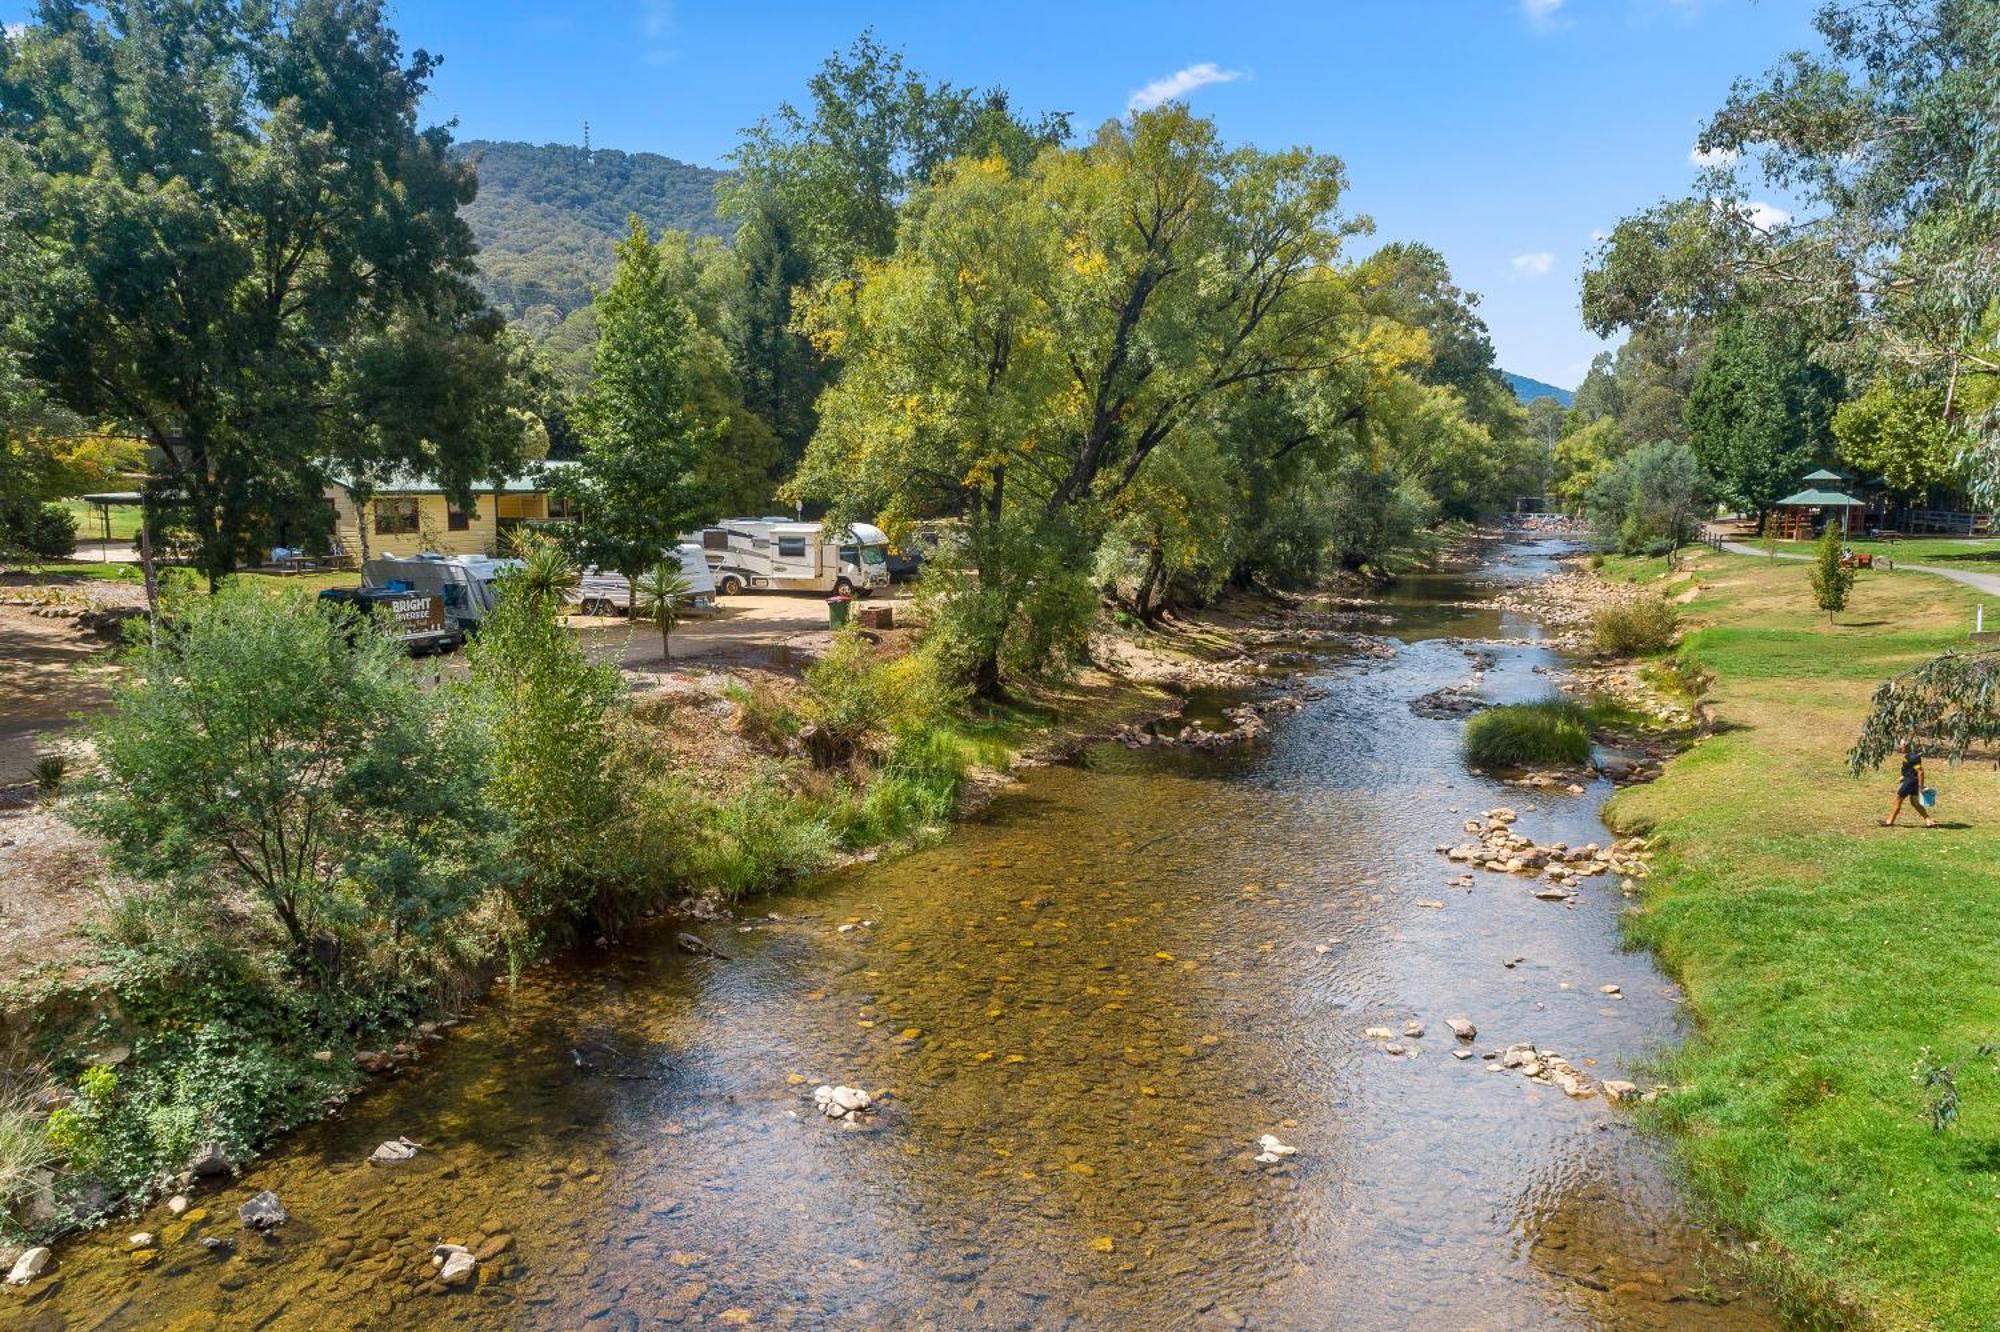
(363, 553), (522, 633)
(688, 518), (890, 596)
(576, 544), (718, 617)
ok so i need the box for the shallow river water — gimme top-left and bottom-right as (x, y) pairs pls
(20, 541), (1779, 1330)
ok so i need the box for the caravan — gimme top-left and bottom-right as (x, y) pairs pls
(362, 553), (521, 634)
(576, 544), (718, 617)
(689, 518), (890, 597)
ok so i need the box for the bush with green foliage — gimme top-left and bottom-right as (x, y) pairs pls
(1586, 442), (1710, 564)
(72, 586), (507, 984)
(466, 570), (626, 955)
(0, 500), (78, 558)
(1593, 597), (1680, 656)
(1463, 700), (1595, 768)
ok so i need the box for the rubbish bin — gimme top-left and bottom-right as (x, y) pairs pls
(826, 594), (851, 629)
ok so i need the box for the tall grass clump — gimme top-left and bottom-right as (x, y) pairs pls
(1593, 596), (1680, 656)
(0, 1082), (52, 1213)
(1463, 700), (1594, 768)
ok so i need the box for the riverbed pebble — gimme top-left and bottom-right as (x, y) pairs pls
(813, 1085), (873, 1119)
(1253, 1134), (1297, 1164)
(6, 1247), (50, 1285)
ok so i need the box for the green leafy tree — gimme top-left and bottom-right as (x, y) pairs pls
(1833, 380), (1967, 497)
(550, 219), (717, 608)
(1811, 522), (1855, 621)
(1583, 0), (1998, 483)
(1684, 314), (1841, 521)
(3, 1), (525, 585)
(633, 561), (691, 662)
(1586, 441), (1710, 566)
(69, 587), (506, 981)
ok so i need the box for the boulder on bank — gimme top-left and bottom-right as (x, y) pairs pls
(5, 1246), (51, 1286)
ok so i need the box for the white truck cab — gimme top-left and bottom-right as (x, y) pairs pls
(689, 518), (890, 597)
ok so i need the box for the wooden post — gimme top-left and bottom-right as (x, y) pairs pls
(139, 522), (159, 650)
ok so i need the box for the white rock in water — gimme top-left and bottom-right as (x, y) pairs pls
(1363, 1027), (1395, 1042)
(1446, 1018), (1477, 1040)
(167, 1194), (189, 1217)
(127, 1232), (154, 1249)
(813, 1084), (872, 1118)
(1403, 1021), (1425, 1038)
(370, 1136), (422, 1164)
(1254, 1134), (1298, 1164)
(439, 1249), (477, 1285)
(5, 1247), (50, 1286)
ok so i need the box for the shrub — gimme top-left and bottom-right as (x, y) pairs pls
(796, 630), (958, 769)
(1593, 597), (1680, 656)
(725, 678), (800, 753)
(0, 1082), (52, 1212)
(1463, 700), (1594, 768)
(31, 754), (66, 803)
(24, 503), (77, 558)
(71, 585), (506, 985)
(467, 570), (625, 955)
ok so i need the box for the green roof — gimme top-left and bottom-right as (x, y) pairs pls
(1775, 488), (1865, 507)
(1802, 468), (1846, 483)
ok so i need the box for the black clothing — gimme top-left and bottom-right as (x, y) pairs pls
(1898, 749), (1923, 799)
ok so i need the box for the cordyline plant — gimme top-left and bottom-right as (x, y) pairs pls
(1847, 649), (2000, 772)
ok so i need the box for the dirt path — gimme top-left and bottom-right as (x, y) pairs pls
(0, 606), (120, 788)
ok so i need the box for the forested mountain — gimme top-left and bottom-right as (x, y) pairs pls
(456, 140), (730, 332)
(1502, 371), (1573, 407)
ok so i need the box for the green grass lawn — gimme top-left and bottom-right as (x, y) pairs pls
(1748, 533), (2000, 566)
(1604, 548), (2000, 1329)
(56, 498), (143, 542)
(4, 561), (357, 596)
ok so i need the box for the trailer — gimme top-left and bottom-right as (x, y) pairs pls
(317, 586), (464, 655)
(576, 544), (718, 617)
(688, 519), (890, 597)
(363, 554), (521, 634)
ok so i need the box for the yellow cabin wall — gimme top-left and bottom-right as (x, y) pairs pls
(326, 488), (549, 560)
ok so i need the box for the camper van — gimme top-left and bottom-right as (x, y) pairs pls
(363, 554), (521, 635)
(688, 519), (891, 597)
(575, 544), (718, 617)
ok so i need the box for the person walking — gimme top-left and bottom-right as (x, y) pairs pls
(1883, 738), (1937, 828)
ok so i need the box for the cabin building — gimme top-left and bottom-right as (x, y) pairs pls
(325, 466), (575, 560)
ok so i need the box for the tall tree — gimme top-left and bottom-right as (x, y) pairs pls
(1684, 314), (1840, 521)
(550, 219), (716, 607)
(1, 0), (522, 583)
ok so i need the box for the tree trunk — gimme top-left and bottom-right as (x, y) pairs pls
(1133, 543), (1166, 625)
(661, 623), (671, 662)
(627, 573), (638, 619)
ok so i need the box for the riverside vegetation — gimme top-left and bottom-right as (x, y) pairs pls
(1589, 547), (2000, 1329)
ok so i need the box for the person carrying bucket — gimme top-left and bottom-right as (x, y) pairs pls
(1882, 737), (1938, 828)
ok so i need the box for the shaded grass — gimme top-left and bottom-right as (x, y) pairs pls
(1604, 551), (2000, 1330)
(56, 500), (142, 542)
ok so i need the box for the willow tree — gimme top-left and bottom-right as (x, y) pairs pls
(1849, 651), (2000, 772)
(793, 106), (1371, 692)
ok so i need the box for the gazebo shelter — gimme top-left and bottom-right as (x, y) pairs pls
(80, 491), (145, 561)
(1801, 467), (1847, 485)
(1771, 487), (1866, 541)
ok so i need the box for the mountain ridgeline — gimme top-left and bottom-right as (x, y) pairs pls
(455, 140), (1569, 410)
(455, 140), (730, 333)
(1502, 371), (1573, 408)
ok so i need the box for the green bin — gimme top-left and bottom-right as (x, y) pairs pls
(827, 595), (851, 629)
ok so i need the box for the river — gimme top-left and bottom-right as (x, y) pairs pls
(19, 539), (1778, 1330)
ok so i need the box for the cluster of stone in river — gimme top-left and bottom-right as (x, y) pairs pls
(1434, 807), (1651, 904)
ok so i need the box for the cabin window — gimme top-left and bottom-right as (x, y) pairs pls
(374, 498), (419, 536)
(446, 500), (472, 532)
(778, 536), (808, 559)
(545, 495), (576, 520)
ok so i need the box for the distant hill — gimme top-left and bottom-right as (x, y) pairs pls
(1502, 371), (1573, 408)
(456, 140), (731, 328)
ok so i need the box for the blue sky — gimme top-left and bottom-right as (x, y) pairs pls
(8, 0), (1822, 387)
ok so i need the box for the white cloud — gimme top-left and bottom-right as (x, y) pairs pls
(1522, 0), (1564, 24)
(1127, 63), (1244, 114)
(637, 0), (674, 64)
(1690, 144), (1740, 168)
(1512, 252), (1556, 276)
(3, 22), (25, 39)
(1743, 201), (1791, 231)
(1589, 228), (1608, 242)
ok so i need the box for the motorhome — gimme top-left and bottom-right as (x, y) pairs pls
(688, 518), (890, 596)
(576, 544), (718, 617)
(363, 554), (521, 634)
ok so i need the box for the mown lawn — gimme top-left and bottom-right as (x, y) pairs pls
(1604, 549), (2000, 1329)
(56, 498), (143, 541)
